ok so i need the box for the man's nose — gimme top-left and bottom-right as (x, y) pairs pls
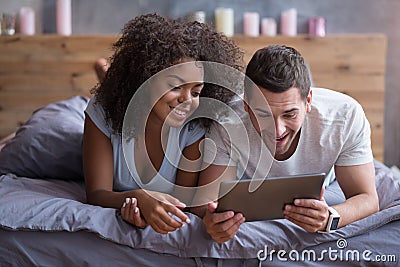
(275, 119), (286, 137)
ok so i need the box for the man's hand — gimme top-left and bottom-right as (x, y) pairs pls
(202, 202), (245, 243)
(283, 187), (330, 232)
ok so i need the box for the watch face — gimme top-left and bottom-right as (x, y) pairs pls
(330, 217), (340, 230)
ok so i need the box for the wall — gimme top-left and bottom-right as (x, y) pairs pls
(1, 0), (399, 167)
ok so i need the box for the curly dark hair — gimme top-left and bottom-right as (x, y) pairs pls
(92, 13), (244, 134)
(245, 45), (311, 100)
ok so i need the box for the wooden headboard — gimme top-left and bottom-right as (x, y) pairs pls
(0, 34), (387, 161)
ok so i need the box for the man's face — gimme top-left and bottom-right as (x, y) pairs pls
(247, 86), (312, 161)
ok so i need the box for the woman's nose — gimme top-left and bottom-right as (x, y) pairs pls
(178, 90), (192, 103)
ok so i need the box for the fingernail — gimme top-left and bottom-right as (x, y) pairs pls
(185, 218), (191, 224)
(131, 198), (136, 205)
(134, 207), (139, 213)
(179, 202), (187, 207)
(122, 202), (126, 208)
(125, 198), (130, 204)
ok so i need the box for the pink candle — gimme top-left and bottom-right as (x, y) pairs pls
(280, 8), (297, 36)
(19, 7), (35, 35)
(261, 18), (277, 36)
(243, 12), (260, 37)
(57, 0), (72, 35)
(309, 17), (326, 37)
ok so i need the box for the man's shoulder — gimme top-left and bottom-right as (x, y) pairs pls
(213, 97), (250, 124)
(311, 87), (363, 119)
(312, 87), (358, 103)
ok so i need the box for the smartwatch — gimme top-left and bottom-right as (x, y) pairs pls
(318, 207), (340, 233)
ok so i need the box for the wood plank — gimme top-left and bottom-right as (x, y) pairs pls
(0, 34), (387, 162)
(0, 35), (117, 62)
(0, 74), (97, 93)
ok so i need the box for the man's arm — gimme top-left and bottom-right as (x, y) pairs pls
(191, 164), (245, 243)
(332, 162), (379, 227)
(283, 162), (379, 232)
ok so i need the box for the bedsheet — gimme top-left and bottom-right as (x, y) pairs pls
(0, 160), (399, 266)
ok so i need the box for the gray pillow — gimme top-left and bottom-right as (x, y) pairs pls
(0, 96), (89, 180)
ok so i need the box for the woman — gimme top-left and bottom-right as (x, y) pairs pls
(83, 13), (243, 234)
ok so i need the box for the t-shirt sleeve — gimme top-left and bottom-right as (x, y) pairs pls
(183, 121), (206, 147)
(336, 102), (373, 166)
(203, 121), (237, 166)
(84, 96), (113, 138)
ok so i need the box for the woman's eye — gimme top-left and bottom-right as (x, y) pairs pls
(169, 84), (181, 91)
(192, 91), (201, 97)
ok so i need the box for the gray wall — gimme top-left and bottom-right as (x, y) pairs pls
(1, 0), (399, 167)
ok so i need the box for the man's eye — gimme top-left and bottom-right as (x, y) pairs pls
(284, 113), (297, 119)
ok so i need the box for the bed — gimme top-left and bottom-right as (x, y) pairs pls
(0, 96), (399, 266)
(0, 34), (396, 266)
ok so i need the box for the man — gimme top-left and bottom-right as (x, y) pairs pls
(192, 45), (379, 243)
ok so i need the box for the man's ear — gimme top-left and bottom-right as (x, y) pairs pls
(306, 88), (313, 113)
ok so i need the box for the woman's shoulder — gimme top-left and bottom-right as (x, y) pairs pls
(85, 96), (114, 138)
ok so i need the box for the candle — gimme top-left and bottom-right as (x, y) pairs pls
(309, 17), (326, 37)
(188, 11), (206, 24)
(243, 12), (259, 37)
(19, 7), (35, 35)
(214, 7), (234, 37)
(57, 0), (72, 36)
(280, 8), (297, 36)
(261, 18), (277, 36)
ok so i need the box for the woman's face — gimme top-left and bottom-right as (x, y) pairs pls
(148, 59), (204, 128)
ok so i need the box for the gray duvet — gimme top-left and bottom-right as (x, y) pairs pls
(0, 160), (399, 266)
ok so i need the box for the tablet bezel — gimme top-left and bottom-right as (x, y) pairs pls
(215, 173), (326, 221)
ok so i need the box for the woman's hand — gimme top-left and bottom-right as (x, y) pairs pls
(135, 189), (190, 234)
(121, 197), (147, 228)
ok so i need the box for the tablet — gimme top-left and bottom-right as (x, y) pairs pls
(215, 173), (326, 221)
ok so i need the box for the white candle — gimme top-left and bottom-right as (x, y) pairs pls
(280, 8), (297, 36)
(57, 0), (72, 36)
(189, 11), (206, 24)
(214, 7), (234, 37)
(19, 7), (35, 35)
(261, 18), (277, 36)
(243, 12), (259, 37)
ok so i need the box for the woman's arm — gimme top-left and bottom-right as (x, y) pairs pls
(83, 116), (189, 233)
(174, 137), (204, 205)
(83, 116), (133, 207)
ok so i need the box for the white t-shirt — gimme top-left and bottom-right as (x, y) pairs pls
(85, 97), (205, 193)
(204, 87), (373, 186)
